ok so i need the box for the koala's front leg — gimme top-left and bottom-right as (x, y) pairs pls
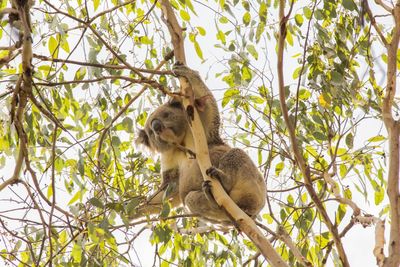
(172, 63), (201, 80)
(172, 63), (207, 95)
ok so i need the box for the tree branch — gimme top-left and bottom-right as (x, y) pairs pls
(374, 0), (393, 13)
(32, 53), (173, 75)
(0, 0), (33, 193)
(35, 75), (163, 89)
(364, 0), (389, 46)
(277, 1), (349, 266)
(277, 226), (312, 267)
(381, 1), (400, 266)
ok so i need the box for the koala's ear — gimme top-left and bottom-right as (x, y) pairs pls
(136, 129), (150, 147)
(194, 95), (212, 112)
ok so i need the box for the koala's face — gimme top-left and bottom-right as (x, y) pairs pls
(137, 99), (188, 152)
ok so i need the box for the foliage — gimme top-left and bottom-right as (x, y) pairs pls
(0, 0), (398, 266)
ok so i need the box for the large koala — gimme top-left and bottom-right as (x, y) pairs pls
(135, 64), (266, 223)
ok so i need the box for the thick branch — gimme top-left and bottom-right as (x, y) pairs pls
(0, 0), (33, 192)
(381, 2), (400, 266)
(374, 219), (386, 266)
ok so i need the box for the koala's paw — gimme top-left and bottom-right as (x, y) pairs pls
(206, 167), (224, 181)
(202, 180), (220, 209)
(172, 63), (198, 79)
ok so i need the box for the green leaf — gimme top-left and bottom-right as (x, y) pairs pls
(88, 197), (104, 208)
(241, 66), (252, 82)
(140, 36), (153, 45)
(259, 2), (267, 22)
(295, 14), (303, 26)
(60, 37), (70, 53)
(219, 16), (229, 24)
(382, 54), (388, 64)
(68, 190), (81, 205)
(286, 30), (293, 46)
(299, 89), (311, 100)
(219, 0), (225, 9)
(303, 7), (312, 19)
(339, 164), (348, 178)
(196, 26), (206, 36)
(293, 66), (302, 79)
(342, 0), (357, 11)
(48, 36), (59, 58)
(375, 189), (384, 205)
(313, 132), (327, 141)
(74, 67), (87, 81)
(255, 22), (265, 43)
(222, 88), (239, 107)
(180, 10), (190, 21)
(368, 135), (386, 142)
(194, 40), (204, 60)
(47, 184), (53, 198)
(345, 133), (354, 149)
(243, 12), (251, 26)
(331, 71), (344, 84)
(275, 162), (284, 176)
(242, 0), (250, 11)
(71, 242), (82, 262)
(93, 0), (100, 11)
(246, 44), (258, 60)
(160, 202), (171, 218)
(217, 30), (226, 44)
(126, 199), (140, 215)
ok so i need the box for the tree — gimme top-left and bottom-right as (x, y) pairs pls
(0, 0), (398, 266)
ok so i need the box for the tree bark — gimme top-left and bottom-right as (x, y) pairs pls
(382, 2), (400, 266)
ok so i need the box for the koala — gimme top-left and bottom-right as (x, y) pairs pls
(134, 64), (266, 224)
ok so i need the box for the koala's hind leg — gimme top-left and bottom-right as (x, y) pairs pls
(184, 190), (231, 223)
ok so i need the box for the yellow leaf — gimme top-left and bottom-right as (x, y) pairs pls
(48, 36), (59, 58)
(68, 190), (81, 205)
(318, 94), (330, 108)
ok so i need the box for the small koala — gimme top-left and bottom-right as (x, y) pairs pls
(135, 64), (266, 224)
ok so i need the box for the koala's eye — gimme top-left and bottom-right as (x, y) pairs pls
(162, 112), (170, 118)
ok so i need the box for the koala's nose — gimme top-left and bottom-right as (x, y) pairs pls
(151, 119), (163, 133)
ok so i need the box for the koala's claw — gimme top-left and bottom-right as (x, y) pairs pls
(206, 167), (222, 181)
(202, 180), (220, 209)
(172, 63), (198, 79)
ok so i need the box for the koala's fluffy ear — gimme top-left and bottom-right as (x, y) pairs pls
(136, 129), (150, 147)
(194, 95), (213, 112)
